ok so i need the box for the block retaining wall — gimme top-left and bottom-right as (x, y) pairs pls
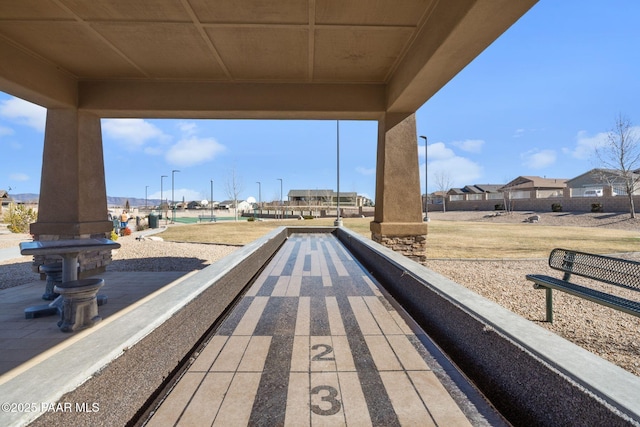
(431, 194), (639, 213)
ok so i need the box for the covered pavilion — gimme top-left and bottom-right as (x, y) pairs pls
(4, 4), (640, 426)
(0, 0), (537, 267)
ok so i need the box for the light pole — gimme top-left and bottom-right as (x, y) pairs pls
(256, 181), (261, 217)
(335, 120), (342, 226)
(277, 178), (283, 220)
(172, 169), (180, 222)
(210, 179), (214, 220)
(161, 175), (167, 224)
(160, 175), (167, 209)
(419, 135), (429, 222)
(145, 185), (149, 211)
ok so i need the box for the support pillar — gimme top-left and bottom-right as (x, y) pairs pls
(30, 109), (113, 276)
(370, 113), (428, 262)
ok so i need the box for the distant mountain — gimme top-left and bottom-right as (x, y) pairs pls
(9, 194), (161, 208)
(106, 196), (161, 208)
(8, 193), (39, 203)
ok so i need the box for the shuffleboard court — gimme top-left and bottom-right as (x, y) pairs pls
(145, 233), (501, 426)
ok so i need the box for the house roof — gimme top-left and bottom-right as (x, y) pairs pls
(447, 184), (503, 195)
(219, 200), (252, 205)
(288, 190), (357, 197)
(447, 188), (466, 195)
(566, 168), (637, 184)
(288, 190), (334, 197)
(501, 176), (567, 191)
(473, 184), (503, 193)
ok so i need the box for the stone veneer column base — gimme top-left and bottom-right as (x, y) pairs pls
(372, 233), (427, 263)
(30, 233), (114, 279)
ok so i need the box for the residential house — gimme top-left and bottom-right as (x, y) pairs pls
(566, 168), (640, 196)
(218, 200), (235, 210)
(500, 176), (566, 199)
(447, 184), (503, 202)
(0, 190), (12, 213)
(288, 190), (360, 207)
(219, 199), (253, 213)
(236, 200), (253, 213)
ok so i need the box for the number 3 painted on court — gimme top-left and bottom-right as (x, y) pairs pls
(310, 385), (342, 416)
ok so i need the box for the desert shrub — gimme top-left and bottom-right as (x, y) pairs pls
(494, 204), (504, 211)
(551, 203), (562, 212)
(247, 216), (256, 222)
(591, 203), (603, 213)
(303, 215), (315, 220)
(3, 204), (37, 233)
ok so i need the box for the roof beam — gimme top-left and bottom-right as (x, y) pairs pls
(386, 0), (537, 113)
(78, 81), (386, 120)
(0, 37), (77, 108)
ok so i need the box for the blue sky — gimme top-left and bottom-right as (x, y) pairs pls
(1, 1), (640, 203)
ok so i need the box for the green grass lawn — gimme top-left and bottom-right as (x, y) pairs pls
(156, 217), (639, 259)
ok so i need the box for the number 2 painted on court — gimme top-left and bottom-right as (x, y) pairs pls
(311, 344), (335, 361)
(309, 344), (341, 416)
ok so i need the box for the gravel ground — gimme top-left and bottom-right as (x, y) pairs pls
(1, 212), (639, 377)
(427, 209), (640, 230)
(425, 211), (640, 377)
(0, 232), (239, 291)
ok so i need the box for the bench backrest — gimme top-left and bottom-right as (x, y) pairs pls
(549, 248), (640, 292)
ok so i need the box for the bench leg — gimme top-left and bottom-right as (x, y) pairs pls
(545, 288), (553, 323)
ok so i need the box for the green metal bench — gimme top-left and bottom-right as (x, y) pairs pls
(197, 214), (217, 222)
(526, 248), (640, 322)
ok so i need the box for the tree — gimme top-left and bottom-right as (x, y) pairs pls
(3, 204), (37, 233)
(433, 170), (454, 213)
(225, 167), (244, 221)
(595, 114), (640, 218)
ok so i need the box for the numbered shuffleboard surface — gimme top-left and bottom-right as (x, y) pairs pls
(146, 234), (474, 426)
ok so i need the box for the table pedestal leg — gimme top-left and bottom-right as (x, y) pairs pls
(55, 278), (105, 332)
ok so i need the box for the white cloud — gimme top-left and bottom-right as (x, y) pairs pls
(9, 172), (29, 181)
(0, 97), (46, 132)
(419, 141), (483, 189)
(565, 129), (608, 160)
(0, 125), (14, 137)
(452, 139), (484, 153)
(513, 128), (544, 138)
(165, 136), (225, 167)
(427, 157), (483, 189)
(356, 166), (375, 175)
(427, 142), (455, 160)
(102, 118), (169, 149)
(177, 121), (198, 136)
(143, 146), (165, 156)
(564, 126), (640, 161)
(521, 149), (556, 169)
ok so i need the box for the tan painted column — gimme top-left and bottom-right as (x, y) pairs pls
(30, 109), (113, 275)
(370, 113), (428, 262)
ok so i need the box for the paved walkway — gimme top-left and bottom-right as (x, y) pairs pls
(0, 270), (186, 376)
(145, 233), (491, 426)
